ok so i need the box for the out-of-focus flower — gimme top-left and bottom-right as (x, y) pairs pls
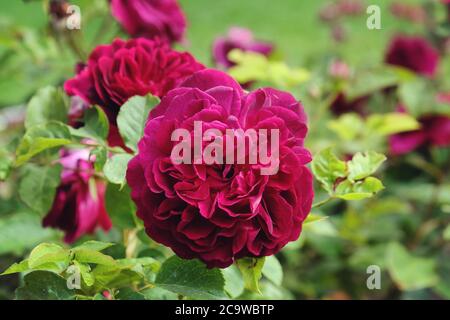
(389, 105), (450, 155)
(385, 35), (440, 77)
(110, 0), (186, 44)
(127, 69), (314, 268)
(390, 2), (427, 24)
(330, 93), (368, 116)
(65, 38), (204, 147)
(212, 27), (274, 69)
(43, 149), (112, 243)
(329, 60), (351, 79)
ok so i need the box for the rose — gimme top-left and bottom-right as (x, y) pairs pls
(390, 104), (450, 155)
(385, 35), (440, 77)
(65, 38), (204, 147)
(212, 27), (274, 69)
(110, 0), (186, 44)
(127, 69), (314, 268)
(43, 149), (111, 243)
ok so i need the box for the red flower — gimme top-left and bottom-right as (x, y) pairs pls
(65, 38), (204, 147)
(110, 0), (187, 44)
(385, 35), (440, 77)
(127, 69), (314, 268)
(43, 149), (112, 243)
(389, 104), (450, 155)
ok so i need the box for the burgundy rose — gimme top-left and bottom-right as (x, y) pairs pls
(389, 105), (450, 155)
(43, 149), (112, 243)
(385, 35), (440, 77)
(212, 27), (274, 69)
(127, 69), (314, 268)
(65, 38), (204, 147)
(110, 0), (186, 44)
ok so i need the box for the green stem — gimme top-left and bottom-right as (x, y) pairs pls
(311, 197), (333, 209)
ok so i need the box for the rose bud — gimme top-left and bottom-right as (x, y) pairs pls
(385, 35), (440, 77)
(127, 69), (314, 268)
(212, 27), (274, 69)
(64, 38), (204, 148)
(110, 0), (187, 44)
(43, 149), (112, 243)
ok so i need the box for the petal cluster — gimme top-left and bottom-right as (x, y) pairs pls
(127, 69), (314, 268)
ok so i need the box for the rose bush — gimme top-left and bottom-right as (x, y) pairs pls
(127, 69), (314, 268)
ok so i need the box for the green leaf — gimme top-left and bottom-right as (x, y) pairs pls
(0, 212), (59, 256)
(262, 256), (283, 286)
(117, 95), (160, 152)
(222, 265), (245, 298)
(335, 177), (384, 200)
(155, 256), (227, 300)
(73, 261), (95, 287)
(367, 113), (421, 136)
(103, 154), (133, 185)
(346, 67), (401, 100)
(71, 106), (109, 142)
(1, 260), (30, 276)
(444, 225), (450, 241)
(386, 242), (438, 291)
(15, 271), (75, 300)
(304, 214), (329, 225)
(15, 122), (72, 166)
(28, 243), (69, 269)
(19, 164), (62, 215)
(311, 147), (347, 194)
(0, 151), (13, 181)
(327, 113), (364, 141)
(105, 183), (137, 229)
(236, 257), (265, 294)
(25, 86), (68, 129)
(74, 241), (115, 252)
(347, 151), (386, 182)
(90, 146), (107, 172)
(73, 249), (116, 266)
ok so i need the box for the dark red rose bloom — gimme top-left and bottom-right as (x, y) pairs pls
(385, 35), (440, 77)
(43, 149), (112, 243)
(389, 105), (450, 155)
(110, 0), (186, 44)
(65, 38), (204, 147)
(212, 27), (274, 69)
(127, 69), (314, 268)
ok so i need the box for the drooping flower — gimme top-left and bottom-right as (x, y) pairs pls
(212, 27), (274, 69)
(65, 38), (204, 147)
(385, 35), (440, 77)
(389, 104), (450, 155)
(127, 69), (314, 268)
(110, 0), (187, 44)
(43, 149), (112, 243)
